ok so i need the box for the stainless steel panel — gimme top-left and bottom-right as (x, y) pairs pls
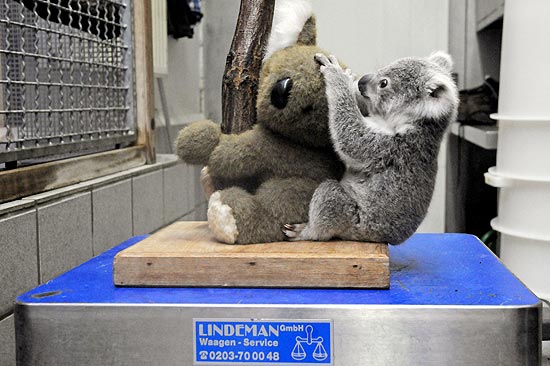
(15, 303), (541, 366)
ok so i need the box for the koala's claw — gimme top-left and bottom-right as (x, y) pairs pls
(314, 53), (330, 66)
(282, 223), (306, 241)
(314, 53), (341, 68)
(315, 53), (347, 81)
(328, 54), (340, 67)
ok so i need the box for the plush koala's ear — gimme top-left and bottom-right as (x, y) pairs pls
(428, 51), (453, 73)
(296, 16), (316, 46)
(264, 0), (314, 60)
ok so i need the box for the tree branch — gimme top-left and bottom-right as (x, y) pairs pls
(221, 0), (275, 134)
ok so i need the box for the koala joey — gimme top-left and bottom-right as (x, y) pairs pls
(284, 52), (459, 244)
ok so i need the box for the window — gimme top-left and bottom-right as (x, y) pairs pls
(0, 0), (136, 168)
(0, 0), (154, 203)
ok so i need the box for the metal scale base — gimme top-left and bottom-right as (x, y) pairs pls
(15, 234), (541, 366)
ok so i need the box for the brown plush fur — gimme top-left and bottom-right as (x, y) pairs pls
(257, 45), (331, 148)
(176, 17), (344, 244)
(296, 17), (316, 47)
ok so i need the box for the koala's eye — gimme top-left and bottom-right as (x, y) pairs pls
(379, 79), (388, 88)
(271, 77), (293, 109)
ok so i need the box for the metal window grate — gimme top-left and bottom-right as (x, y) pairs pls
(0, 0), (135, 164)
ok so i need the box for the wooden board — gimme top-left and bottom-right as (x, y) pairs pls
(114, 221), (389, 288)
(0, 146), (146, 203)
(133, 0), (156, 164)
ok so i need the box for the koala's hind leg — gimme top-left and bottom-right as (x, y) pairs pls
(284, 180), (359, 241)
(208, 178), (317, 244)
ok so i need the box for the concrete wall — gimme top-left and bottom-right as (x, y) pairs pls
(202, 0), (240, 123)
(153, 0), (240, 134)
(448, 0), (502, 91)
(313, 0), (449, 74)
(154, 29), (206, 154)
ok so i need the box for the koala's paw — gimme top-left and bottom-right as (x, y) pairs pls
(282, 223), (307, 241)
(315, 54), (345, 75)
(208, 192), (239, 244)
(343, 68), (356, 81)
(314, 53), (339, 68)
(315, 53), (354, 89)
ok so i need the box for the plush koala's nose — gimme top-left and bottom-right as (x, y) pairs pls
(358, 74), (373, 94)
(271, 77), (293, 109)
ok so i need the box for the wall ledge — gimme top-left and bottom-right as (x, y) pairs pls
(0, 154), (181, 217)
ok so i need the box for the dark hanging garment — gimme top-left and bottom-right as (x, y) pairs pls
(18, 0), (122, 40)
(167, 0), (203, 39)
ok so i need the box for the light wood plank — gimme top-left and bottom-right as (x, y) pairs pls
(114, 221), (390, 288)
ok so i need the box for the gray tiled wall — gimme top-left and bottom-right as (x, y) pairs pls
(92, 180), (133, 256)
(132, 170), (165, 236)
(0, 315), (15, 366)
(0, 156), (206, 366)
(164, 164), (191, 223)
(38, 193), (93, 282)
(0, 210), (38, 316)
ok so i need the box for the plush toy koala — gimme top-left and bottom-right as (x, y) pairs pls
(176, 1), (343, 244)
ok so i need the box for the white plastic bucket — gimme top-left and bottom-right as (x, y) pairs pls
(491, 118), (550, 179)
(486, 0), (550, 302)
(499, 233), (550, 301)
(497, 0), (550, 117)
(485, 168), (550, 239)
(492, 0), (550, 178)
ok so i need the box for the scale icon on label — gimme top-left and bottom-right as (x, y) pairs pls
(291, 325), (328, 361)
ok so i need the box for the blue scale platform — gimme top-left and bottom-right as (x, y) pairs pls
(15, 233), (541, 366)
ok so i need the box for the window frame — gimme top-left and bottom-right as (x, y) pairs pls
(0, 0), (155, 204)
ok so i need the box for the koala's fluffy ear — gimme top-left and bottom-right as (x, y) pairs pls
(426, 74), (451, 98)
(425, 72), (459, 118)
(264, 0), (314, 60)
(428, 51), (453, 73)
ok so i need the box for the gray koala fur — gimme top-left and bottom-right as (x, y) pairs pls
(284, 52), (459, 244)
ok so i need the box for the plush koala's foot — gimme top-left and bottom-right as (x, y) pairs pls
(207, 192), (239, 244)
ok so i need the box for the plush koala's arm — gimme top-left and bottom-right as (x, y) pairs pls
(176, 120), (222, 165)
(207, 128), (264, 179)
(315, 54), (399, 168)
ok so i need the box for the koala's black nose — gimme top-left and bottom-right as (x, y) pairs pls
(271, 77), (293, 109)
(358, 74), (373, 94)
